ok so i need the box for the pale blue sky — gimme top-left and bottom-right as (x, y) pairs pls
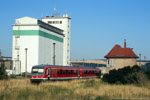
(0, 0), (150, 60)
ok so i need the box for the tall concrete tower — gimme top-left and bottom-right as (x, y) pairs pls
(42, 14), (71, 66)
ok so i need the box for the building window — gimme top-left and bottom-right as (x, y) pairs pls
(109, 60), (115, 67)
(56, 21), (59, 24)
(48, 21), (62, 24)
(48, 21), (52, 24)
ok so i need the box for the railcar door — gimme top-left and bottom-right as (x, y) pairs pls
(48, 68), (50, 80)
(51, 68), (55, 78)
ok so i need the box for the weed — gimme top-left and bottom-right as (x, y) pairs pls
(0, 79), (150, 100)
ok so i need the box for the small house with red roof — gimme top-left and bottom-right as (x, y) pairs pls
(105, 40), (138, 68)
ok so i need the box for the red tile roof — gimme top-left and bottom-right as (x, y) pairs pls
(105, 44), (139, 58)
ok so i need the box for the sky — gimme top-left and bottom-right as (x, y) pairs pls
(0, 0), (150, 60)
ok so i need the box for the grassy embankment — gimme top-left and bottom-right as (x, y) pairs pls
(0, 79), (150, 100)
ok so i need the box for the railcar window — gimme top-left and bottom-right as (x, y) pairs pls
(63, 70), (65, 75)
(84, 70), (86, 74)
(60, 70), (62, 75)
(72, 70), (74, 74)
(86, 70), (88, 74)
(89, 71), (91, 74)
(57, 70), (59, 75)
(87, 70), (89, 74)
(66, 70), (68, 75)
(75, 70), (77, 75)
(68, 70), (70, 74)
(74, 70), (76, 74)
(32, 68), (44, 75)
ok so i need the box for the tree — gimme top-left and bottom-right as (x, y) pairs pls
(0, 63), (8, 79)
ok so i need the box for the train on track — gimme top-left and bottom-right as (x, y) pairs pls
(30, 65), (101, 83)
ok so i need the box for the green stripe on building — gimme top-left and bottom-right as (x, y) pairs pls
(13, 30), (63, 42)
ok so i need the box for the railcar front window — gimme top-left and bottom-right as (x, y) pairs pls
(32, 68), (44, 75)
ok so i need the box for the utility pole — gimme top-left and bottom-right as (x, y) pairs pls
(144, 56), (146, 71)
(139, 54), (141, 66)
(25, 48), (28, 77)
(83, 58), (85, 67)
(53, 43), (56, 65)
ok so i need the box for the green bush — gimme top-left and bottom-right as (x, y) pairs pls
(0, 63), (8, 80)
(102, 65), (149, 85)
(145, 69), (150, 80)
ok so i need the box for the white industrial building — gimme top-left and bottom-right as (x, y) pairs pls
(12, 14), (71, 74)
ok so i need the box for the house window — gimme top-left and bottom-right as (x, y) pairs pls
(109, 60), (115, 67)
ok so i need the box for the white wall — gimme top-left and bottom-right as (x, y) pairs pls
(42, 17), (71, 66)
(38, 27), (63, 65)
(12, 17), (64, 74)
(12, 35), (39, 74)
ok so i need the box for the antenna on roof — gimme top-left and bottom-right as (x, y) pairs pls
(54, 8), (56, 17)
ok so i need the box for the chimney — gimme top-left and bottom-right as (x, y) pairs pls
(124, 39), (126, 48)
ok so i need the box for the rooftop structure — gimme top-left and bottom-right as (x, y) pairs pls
(105, 40), (139, 68)
(105, 40), (138, 58)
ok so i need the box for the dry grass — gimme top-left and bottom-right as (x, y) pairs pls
(0, 78), (150, 100)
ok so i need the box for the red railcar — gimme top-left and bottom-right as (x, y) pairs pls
(30, 65), (101, 83)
